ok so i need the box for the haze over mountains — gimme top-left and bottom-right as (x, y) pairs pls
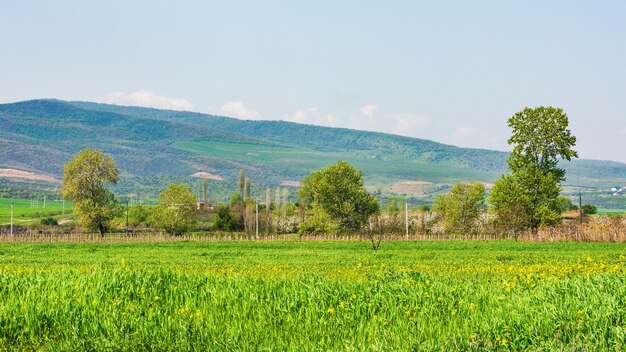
(1, 99), (626, 197)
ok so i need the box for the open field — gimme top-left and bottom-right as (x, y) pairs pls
(0, 198), (73, 225)
(1, 240), (626, 350)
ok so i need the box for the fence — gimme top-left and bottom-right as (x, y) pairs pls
(0, 216), (625, 243)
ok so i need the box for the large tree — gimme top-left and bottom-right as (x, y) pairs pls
(489, 107), (578, 233)
(150, 184), (197, 236)
(434, 182), (485, 235)
(61, 149), (119, 236)
(299, 161), (379, 234)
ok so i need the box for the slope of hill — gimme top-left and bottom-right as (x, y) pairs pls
(1, 99), (626, 203)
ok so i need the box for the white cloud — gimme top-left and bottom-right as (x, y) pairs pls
(221, 101), (262, 120)
(326, 113), (340, 126)
(283, 107), (320, 123)
(454, 126), (476, 137)
(101, 90), (194, 111)
(282, 106), (431, 138)
(359, 104), (378, 118)
(390, 113), (430, 135)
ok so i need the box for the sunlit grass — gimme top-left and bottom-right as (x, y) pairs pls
(1, 241), (625, 350)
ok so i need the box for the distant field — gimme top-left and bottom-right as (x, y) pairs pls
(0, 198), (72, 225)
(1, 240), (625, 350)
(174, 139), (499, 186)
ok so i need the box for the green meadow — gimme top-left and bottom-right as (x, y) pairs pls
(0, 198), (73, 225)
(1, 240), (625, 350)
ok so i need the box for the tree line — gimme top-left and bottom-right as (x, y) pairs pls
(58, 106), (596, 247)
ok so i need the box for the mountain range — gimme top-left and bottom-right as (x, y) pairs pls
(1, 99), (626, 202)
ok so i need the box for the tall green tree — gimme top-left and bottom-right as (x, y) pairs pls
(150, 184), (197, 236)
(61, 149), (119, 236)
(202, 178), (208, 208)
(244, 177), (251, 199)
(299, 161), (379, 234)
(237, 169), (245, 196)
(490, 107), (578, 233)
(434, 182), (485, 235)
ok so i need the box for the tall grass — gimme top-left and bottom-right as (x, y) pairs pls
(1, 241), (626, 350)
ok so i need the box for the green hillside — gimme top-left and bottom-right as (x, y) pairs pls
(1, 99), (626, 205)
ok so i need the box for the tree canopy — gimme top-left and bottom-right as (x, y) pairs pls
(299, 161), (379, 234)
(150, 184), (197, 236)
(434, 182), (485, 235)
(61, 149), (119, 235)
(490, 107), (578, 232)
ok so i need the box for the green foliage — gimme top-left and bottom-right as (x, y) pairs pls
(244, 177), (251, 199)
(491, 107), (578, 232)
(128, 205), (151, 227)
(488, 174), (532, 239)
(150, 184), (197, 236)
(434, 182), (485, 235)
(387, 198), (400, 216)
(298, 206), (341, 236)
(213, 205), (242, 231)
(582, 204), (598, 215)
(237, 170), (245, 195)
(61, 149), (119, 235)
(556, 196), (578, 212)
(40, 217), (58, 226)
(229, 192), (243, 206)
(299, 161), (379, 234)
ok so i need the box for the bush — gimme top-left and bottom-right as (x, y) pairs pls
(582, 204), (598, 215)
(213, 205), (242, 232)
(40, 217), (58, 226)
(299, 209), (340, 236)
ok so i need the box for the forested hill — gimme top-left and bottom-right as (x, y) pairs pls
(1, 99), (626, 193)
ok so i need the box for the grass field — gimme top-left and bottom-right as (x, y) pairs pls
(1, 240), (626, 350)
(0, 198), (73, 225)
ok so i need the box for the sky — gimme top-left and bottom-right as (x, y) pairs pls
(1, 1), (625, 162)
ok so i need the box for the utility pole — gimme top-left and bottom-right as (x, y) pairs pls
(62, 199), (65, 215)
(10, 201), (14, 236)
(405, 197), (409, 240)
(43, 195), (46, 208)
(579, 192), (583, 225)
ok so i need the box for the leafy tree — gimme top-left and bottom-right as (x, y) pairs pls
(213, 205), (242, 231)
(556, 196), (578, 212)
(299, 161), (379, 234)
(582, 204), (597, 215)
(490, 107), (578, 233)
(488, 174), (532, 240)
(237, 169), (245, 195)
(128, 205), (151, 227)
(434, 182), (485, 235)
(150, 184), (197, 236)
(61, 149), (119, 236)
(202, 179), (208, 209)
(244, 177), (251, 199)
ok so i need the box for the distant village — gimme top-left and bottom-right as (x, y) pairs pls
(611, 186), (625, 196)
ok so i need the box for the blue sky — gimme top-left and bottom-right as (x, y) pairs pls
(1, 1), (625, 162)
